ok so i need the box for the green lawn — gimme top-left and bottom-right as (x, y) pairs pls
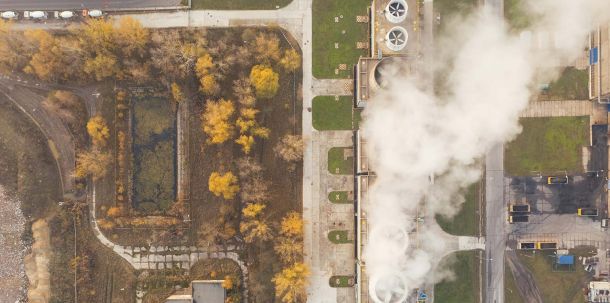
(435, 251), (481, 303)
(517, 250), (589, 303)
(436, 183), (480, 236)
(312, 0), (370, 78)
(505, 117), (589, 176)
(541, 67), (590, 101)
(188, 0), (292, 9)
(312, 96), (355, 130)
(328, 147), (354, 175)
(328, 191), (352, 204)
(328, 230), (351, 244)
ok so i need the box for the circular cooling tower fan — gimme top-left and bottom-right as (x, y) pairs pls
(385, 0), (408, 23)
(385, 26), (408, 51)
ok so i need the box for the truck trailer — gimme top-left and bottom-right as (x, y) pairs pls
(509, 215), (529, 223)
(510, 204), (531, 213)
(578, 208), (598, 217)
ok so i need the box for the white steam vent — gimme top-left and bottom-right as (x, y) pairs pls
(368, 224), (409, 255)
(385, 0), (408, 23)
(385, 26), (408, 51)
(369, 272), (409, 303)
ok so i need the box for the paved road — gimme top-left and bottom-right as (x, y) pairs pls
(485, 142), (506, 303)
(484, 0), (506, 302)
(0, 0), (181, 10)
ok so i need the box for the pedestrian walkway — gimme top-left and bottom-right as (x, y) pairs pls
(520, 100), (593, 118)
(312, 79), (353, 96)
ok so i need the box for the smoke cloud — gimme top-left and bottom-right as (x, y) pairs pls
(361, 0), (610, 300)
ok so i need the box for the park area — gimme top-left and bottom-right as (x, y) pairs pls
(312, 0), (370, 78)
(505, 116), (589, 176)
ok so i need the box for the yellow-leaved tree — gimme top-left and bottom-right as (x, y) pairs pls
(86, 115), (110, 147)
(75, 148), (111, 180)
(250, 65), (279, 99)
(272, 263), (310, 303)
(240, 202), (272, 243)
(208, 171), (239, 199)
(279, 49), (301, 73)
(171, 82), (185, 103)
(202, 99), (235, 144)
(116, 16), (149, 57)
(274, 211), (304, 264)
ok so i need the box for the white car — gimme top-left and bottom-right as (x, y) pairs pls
(0, 11), (17, 19)
(59, 11), (74, 19)
(30, 11), (46, 19)
(88, 9), (103, 17)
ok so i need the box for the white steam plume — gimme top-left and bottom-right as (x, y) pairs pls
(361, 0), (610, 300)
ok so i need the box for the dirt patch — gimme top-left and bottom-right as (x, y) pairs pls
(0, 185), (27, 303)
(24, 219), (51, 303)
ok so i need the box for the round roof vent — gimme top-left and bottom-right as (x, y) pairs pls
(385, 26), (408, 51)
(385, 0), (408, 23)
(373, 57), (409, 88)
(369, 272), (410, 303)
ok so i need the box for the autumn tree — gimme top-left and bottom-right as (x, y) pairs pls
(202, 99), (235, 144)
(86, 115), (110, 147)
(274, 212), (304, 264)
(235, 108), (269, 154)
(208, 172), (239, 200)
(0, 20), (30, 73)
(236, 157), (270, 203)
(250, 65), (279, 99)
(75, 148), (111, 180)
(253, 32), (281, 63)
(279, 49), (301, 72)
(272, 263), (310, 303)
(79, 18), (116, 54)
(171, 82), (185, 103)
(233, 77), (255, 107)
(274, 134), (304, 171)
(23, 29), (68, 82)
(240, 203), (272, 243)
(84, 53), (119, 81)
(116, 16), (149, 57)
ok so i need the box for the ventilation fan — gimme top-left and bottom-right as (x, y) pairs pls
(385, 27), (408, 51)
(385, 0), (408, 23)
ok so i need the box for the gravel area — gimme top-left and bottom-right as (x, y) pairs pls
(0, 185), (27, 303)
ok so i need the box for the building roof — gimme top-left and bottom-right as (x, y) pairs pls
(165, 294), (192, 303)
(192, 280), (226, 303)
(557, 255), (574, 265)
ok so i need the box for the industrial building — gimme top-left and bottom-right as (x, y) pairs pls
(353, 0), (424, 302)
(164, 280), (226, 303)
(354, 0), (421, 108)
(589, 281), (610, 302)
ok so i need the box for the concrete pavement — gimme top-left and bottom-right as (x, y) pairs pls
(520, 100), (593, 118)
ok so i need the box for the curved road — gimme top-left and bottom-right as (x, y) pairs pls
(0, 79), (75, 193)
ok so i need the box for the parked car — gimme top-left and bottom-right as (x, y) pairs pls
(88, 9), (103, 17)
(30, 11), (47, 19)
(0, 11), (17, 19)
(59, 11), (74, 19)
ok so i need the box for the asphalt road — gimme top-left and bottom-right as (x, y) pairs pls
(0, 0), (181, 10)
(485, 143), (506, 303)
